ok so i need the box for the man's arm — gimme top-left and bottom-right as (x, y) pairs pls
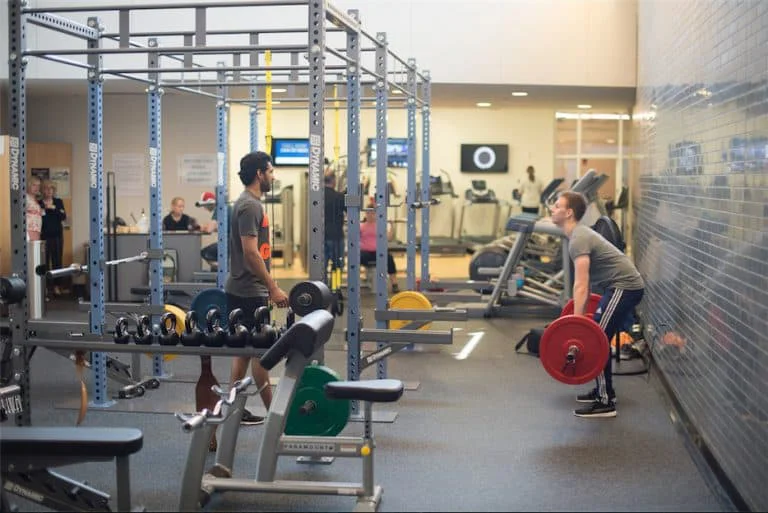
(572, 254), (591, 316)
(241, 235), (279, 292)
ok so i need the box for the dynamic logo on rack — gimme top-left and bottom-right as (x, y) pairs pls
(9, 137), (20, 191)
(309, 134), (322, 191)
(89, 142), (98, 189)
(4, 481), (44, 503)
(149, 147), (158, 188)
(217, 152), (225, 187)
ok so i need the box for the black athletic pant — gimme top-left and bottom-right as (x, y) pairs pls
(360, 251), (396, 275)
(44, 236), (63, 290)
(226, 293), (269, 331)
(593, 287), (644, 404)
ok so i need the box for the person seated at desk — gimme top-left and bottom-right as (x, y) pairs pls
(360, 201), (399, 294)
(162, 196), (199, 231)
(197, 191), (234, 270)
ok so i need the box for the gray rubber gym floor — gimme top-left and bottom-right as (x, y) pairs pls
(10, 293), (733, 512)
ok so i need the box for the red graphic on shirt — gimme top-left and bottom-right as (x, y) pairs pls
(262, 213), (269, 228)
(260, 243), (271, 260)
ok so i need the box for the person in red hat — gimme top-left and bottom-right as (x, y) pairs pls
(197, 191), (219, 234)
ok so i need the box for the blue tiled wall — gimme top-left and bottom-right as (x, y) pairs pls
(633, 1), (767, 510)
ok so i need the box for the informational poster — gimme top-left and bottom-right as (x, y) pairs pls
(112, 153), (146, 196)
(50, 167), (71, 198)
(31, 167), (50, 181)
(178, 154), (217, 186)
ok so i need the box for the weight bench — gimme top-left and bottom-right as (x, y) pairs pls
(0, 427), (144, 512)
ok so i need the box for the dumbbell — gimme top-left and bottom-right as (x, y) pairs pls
(159, 311), (180, 346)
(227, 308), (250, 348)
(133, 315), (154, 345)
(181, 311), (206, 347)
(114, 317), (132, 344)
(204, 307), (228, 348)
(250, 306), (278, 348)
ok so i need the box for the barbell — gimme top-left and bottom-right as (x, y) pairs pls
(539, 293), (610, 385)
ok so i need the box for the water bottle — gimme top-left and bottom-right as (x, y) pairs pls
(137, 208), (149, 233)
(515, 265), (525, 289)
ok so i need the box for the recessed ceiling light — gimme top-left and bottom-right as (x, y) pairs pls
(271, 100), (281, 104)
(391, 89), (403, 94)
(270, 88), (287, 93)
(577, 104), (592, 109)
(511, 91), (528, 97)
(606, 138), (616, 144)
(476, 102), (492, 107)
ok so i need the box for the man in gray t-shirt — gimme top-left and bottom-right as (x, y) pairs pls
(551, 190), (645, 418)
(225, 151), (289, 426)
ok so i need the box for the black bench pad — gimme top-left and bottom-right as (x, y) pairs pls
(324, 379), (404, 403)
(0, 427), (143, 459)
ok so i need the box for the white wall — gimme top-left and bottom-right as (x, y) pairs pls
(25, 93), (556, 256)
(26, 92), (222, 260)
(1, 0), (636, 87)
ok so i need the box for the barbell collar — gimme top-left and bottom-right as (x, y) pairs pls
(45, 264), (85, 280)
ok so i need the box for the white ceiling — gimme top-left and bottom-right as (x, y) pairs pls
(19, 78), (636, 112)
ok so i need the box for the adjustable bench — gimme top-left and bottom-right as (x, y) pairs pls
(0, 427), (144, 512)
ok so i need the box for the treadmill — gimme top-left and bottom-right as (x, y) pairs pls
(420, 171), (471, 255)
(457, 180), (502, 246)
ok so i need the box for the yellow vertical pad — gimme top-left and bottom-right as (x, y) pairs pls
(388, 291), (433, 330)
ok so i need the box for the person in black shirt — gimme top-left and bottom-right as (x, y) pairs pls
(162, 196), (198, 231)
(39, 180), (66, 297)
(324, 172), (346, 274)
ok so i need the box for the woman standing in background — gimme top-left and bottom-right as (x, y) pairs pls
(39, 179), (66, 296)
(26, 176), (44, 242)
(519, 165), (543, 215)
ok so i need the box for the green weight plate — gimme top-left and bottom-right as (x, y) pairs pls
(284, 365), (350, 437)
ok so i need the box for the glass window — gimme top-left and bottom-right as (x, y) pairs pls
(581, 119), (619, 154)
(555, 159), (579, 187)
(555, 119), (578, 155)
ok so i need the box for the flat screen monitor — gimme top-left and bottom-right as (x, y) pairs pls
(271, 138), (310, 166)
(460, 144), (509, 172)
(367, 137), (409, 168)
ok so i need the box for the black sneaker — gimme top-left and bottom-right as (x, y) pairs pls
(240, 409), (265, 425)
(574, 401), (617, 418)
(576, 389), (616, 403)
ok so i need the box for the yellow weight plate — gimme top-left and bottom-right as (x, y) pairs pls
(145, 304), (186, 361)
(388, 291), (432, 330)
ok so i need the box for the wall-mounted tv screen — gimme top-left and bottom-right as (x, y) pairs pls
(367, 137), (409, 168)
(460, 144), (509, 172)
(271, 138), (310, 166)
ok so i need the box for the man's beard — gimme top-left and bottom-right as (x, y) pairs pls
(260, 176), (272, 193)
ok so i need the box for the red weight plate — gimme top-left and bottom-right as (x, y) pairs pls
(540, 315), (609, 385)
(560, 293), (602, 318)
